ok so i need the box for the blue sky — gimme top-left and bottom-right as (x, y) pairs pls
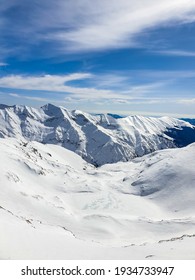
(1, 0), (195, 117)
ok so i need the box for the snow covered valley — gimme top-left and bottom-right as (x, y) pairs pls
(1, 138), (195, 259)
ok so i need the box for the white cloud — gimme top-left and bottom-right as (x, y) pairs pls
(154, 50), (195, 57)
(54, 0), (195, 52)
(0, 73), (92, 92)
(9, 93), (60, 103)
(133, 70), (195, 79)
(2, 1), (195, 56)
(0, 62), (7, 66)
(0, 73), (117, 98)
(9, 93), (20, 97)
(112, 97), (173, 105)
(177, 98), (195, 104)
(3, 71), (195, 108)
(0, 73), (168, 102)
(122, 82), (166, 95)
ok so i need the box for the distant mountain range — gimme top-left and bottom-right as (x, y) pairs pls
(0, 103), (195, 166)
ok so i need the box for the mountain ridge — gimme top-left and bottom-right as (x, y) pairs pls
(0, 103), (195, 166)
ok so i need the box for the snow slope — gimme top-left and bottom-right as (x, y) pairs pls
(0, 103), (194, 166)
(1, 138), (195, 259)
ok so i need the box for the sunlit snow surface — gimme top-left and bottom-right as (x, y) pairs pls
(0, 138), (195, 259)
(1, 104), (195, 166)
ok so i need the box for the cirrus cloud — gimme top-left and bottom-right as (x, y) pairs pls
(0, 73), (167, 101)
(1, 1), (195, 57)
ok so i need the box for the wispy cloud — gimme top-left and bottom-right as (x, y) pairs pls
(154, 50), (195, 57)
(52, 1), (195, 52)
(122, 82), (166, 95)
(177, 98), (195, 104)
(0, 73), (165, 101)
(9, 93), (57, 103)
(0, 73), (92, 92)
(132, 70), (195, 79)
(1, 71), (195, 110)
(4, 89), (195, 117)
(0, 62), (8, 67)
(0, 73), (117, 98)
(1, 1), (195, 57)
(113, 98), (167, 105)
(9, 93), (20, 98)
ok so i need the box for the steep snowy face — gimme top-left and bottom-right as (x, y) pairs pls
(0, 104), (194, 165)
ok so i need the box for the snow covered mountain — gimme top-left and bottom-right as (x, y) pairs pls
(1, 138), (195, 259)
(1, 104), (195, 259)
(0, 103), (195, 166)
